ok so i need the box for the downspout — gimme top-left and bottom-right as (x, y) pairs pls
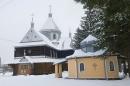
(75, 57), (79, 79)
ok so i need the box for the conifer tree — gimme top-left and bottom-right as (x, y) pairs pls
(73, 8), (103, 49)
(74, 0), (130, 55)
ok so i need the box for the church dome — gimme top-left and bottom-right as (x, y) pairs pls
(39, 10), (61, 44)
(80, 35), (98, 52)
(81, 35), (97, 44)
(40, 15), (61, 32)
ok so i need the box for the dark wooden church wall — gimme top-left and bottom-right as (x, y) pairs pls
(15, 46), (45, 57)
(15, 46), (55, 57)
(44, 46), (51, 57)
(58, 49), (74, 58)
(9, 64), (18, 76)
(15, 46), (74, 59)
(33, 63), (54, 75)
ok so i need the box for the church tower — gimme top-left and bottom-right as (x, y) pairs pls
(21, 15), (43, 43)
(40, 6), (61, 46)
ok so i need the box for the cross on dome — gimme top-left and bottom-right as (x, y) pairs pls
(48, 5), (52, 17)
(31, 14), (34, 28)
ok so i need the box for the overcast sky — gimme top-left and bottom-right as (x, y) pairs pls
(0, 0), (84, 43)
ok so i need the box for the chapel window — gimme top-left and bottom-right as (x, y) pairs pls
(110, 61), (114, 71)
(80, 63), (85, 72)
(53, 34), (56, 40)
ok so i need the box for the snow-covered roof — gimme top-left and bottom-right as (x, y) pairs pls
(81, 35), (97, 44)
(16, 26), (58, 49)
(21, 26), (52, 43)
(53, 59), (66, 64)
(5, 56), (65, 64)
(16, 34), (73, 51)
(66, 49), (106, 59)
(21, 28), (43, 43)
(17, 42), (47, 47)
(18, 23), (72, 50)
(16, 39), (73, 51)
(17, 12), (73, 50)
(40, 16), (61, 32)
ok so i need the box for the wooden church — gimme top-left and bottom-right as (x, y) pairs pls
(9, 10), (74, 75)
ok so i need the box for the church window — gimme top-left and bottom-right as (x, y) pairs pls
(80, 63), (85, 72)
(109, 61), (114, 71)
(53, 34), (56, 40)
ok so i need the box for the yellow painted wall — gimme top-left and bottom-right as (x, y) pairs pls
(106, 56), (119, 78)
(68, 59), (77, 78)
(68, 56), (119, 79)
(55, 64), (62, 78)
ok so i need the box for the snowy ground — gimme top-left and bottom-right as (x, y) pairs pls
(0, 72), (130, 86)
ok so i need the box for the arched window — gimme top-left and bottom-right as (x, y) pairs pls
(110, 61), (114, 71)
(53, 34), (57, 40)
(80, 63), (85, 72)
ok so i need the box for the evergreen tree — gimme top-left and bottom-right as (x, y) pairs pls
(73, 28), (84, 49)
(74, 0), (130, 57)
(73, 8), (103, 49)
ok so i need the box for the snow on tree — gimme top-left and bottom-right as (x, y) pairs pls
(73, 8), (104, 49)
